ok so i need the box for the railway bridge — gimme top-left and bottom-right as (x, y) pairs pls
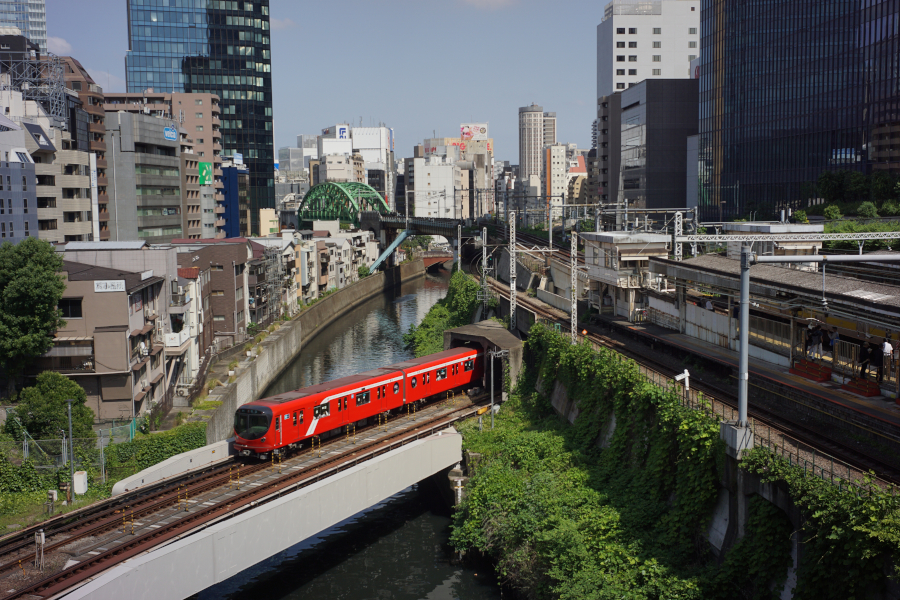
(359, 211), (465, 271)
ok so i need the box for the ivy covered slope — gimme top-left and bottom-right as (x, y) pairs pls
(403, 270), (481, 357)
(452, 324), (798, 600)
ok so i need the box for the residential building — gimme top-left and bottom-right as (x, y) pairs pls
(543, 143), (567, 214)
(519, 104), (556, 182)
(0, 0), (45, 54)
(424, 130), (495, 216)
(596, 0), (700, 97)
(221, 160), (249, 238)
(404, 155), (462, 219)
(124, 1), (273, 235)
(596, 93), (622, 205)
(318, 154), (355, 183)
(585, 148), (601, 206)
(41, 260), (167, 421)
(105, 112), (183, 243)
(697, 0), (900, 220)
(173, 265), (211, 389)
(617, 79), (698, 212)
(178, 128), (202, 239)
(0, 117), (37, 242)
(62, 57), (109, 240)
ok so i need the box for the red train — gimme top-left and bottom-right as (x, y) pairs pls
(233, 347), (484, 459)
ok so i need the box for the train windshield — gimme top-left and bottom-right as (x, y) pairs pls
(234, 407), (271, 440)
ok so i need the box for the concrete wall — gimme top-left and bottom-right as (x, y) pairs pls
(111, 440), (231, 496)
(203, 259), (425, 444)
(685, 302), (732, 349)
(65, 429), (462, 600)
(536, 288), (572, 314)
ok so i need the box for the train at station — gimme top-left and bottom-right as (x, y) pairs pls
(233, 348), (484, 459)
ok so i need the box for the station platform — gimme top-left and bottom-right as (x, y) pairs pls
(594, 314), (900, 431)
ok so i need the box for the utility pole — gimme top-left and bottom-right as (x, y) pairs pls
(509, 211), (516, 332)
(571, 229), (577, 344)
(457, 223), (462, 272)
(481, 227), (490, 311)
(65, 399), (74, 503)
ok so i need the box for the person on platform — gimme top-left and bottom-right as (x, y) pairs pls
(859, 341), (872, 380)
(808, 325), (824, 360)
(827, 327), (839, 360)
(705, 299), (714, 311)
(878, 338), (893, 384)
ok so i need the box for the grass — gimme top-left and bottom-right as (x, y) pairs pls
(193, 400), (223, 411)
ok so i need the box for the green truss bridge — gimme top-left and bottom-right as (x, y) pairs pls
(297, 181), (392, 225)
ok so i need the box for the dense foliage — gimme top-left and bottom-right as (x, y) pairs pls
(452, 323), (898, 599)
(403, 270), (480, 357)
(822, 219), (900, 253)
(105, 422), (207, 474)
(4, 371), (95, 441)
(0, 238), (66, 393)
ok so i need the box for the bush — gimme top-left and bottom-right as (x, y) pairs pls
(793, 209), (808, 223)
(228, 360), (239, 371)
(358, 265), (371, 278)
(857, 201), (879, 219)
(105, 422), (206, 474)
(823, 205), (842, 220)
(881, 200), (900, 216)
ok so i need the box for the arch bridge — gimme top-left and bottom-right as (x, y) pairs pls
(298, 182), (392, 225)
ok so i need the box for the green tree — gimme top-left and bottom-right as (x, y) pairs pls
(847, 171), (870, 202)
(857, 201), (879, 219)
(817, 171), (844, 203)
(823, 205), (842, 220)
(357, 264), (370, 278)
(871, 171), (895, 202)
(0, 238), (66, 394)
(793, 210), (808, 223)
(5, 372), (94, 441)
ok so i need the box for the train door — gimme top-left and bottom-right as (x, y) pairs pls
(336, 393), (349, 426)
(288, 408), (303, 445)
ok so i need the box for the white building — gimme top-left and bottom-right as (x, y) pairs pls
(318, 154), (354, 183)
(406, 155), (461, 219)
(542, 143), (568, 213)
(596, 0), (700, 98)
(518, 104), (556, 182)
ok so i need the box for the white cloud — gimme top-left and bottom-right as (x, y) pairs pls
(47, 36), (72, 55)
(86, 68), (127, 93)
(460, 0), (515, 9)
(269, 17), (297, 31)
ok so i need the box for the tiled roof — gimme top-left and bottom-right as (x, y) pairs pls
(177, 267), (200, 279)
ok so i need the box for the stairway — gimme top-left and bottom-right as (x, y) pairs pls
(841, 377), (883, 398)
(789, 359), (832, 383)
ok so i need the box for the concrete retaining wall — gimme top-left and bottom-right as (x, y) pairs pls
(536, 288), (571, 314)
(203, 259), (425, 444)
(65, 429), (462, 600)
(110, 440), (231, 496)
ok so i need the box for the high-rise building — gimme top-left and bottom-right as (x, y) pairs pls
(519, 104), (556, 182)
(124, 1), (273, 235)
(543, 143), (567, 212)
(596, 0), (699, 98)
(698, 0), (900, 221)
(0, 0), (46, 54)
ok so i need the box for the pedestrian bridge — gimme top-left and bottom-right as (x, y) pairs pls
(62, 429), (462, 600)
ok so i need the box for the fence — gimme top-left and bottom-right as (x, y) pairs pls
(572, 332), (894, 495)
(748, 315), (791, 356)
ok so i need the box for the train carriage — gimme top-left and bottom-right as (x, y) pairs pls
(233, 347), (483, 459)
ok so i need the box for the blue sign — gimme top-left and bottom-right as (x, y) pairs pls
(338, 126), (348, 139)
(163, 126), (178, 141)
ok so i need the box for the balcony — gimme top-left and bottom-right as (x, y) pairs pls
(89, 122), (105, 135)
(89, 140), (107, 153)
(99, 229), (110, 240)
(169, 293), (191, 314)
(164, 328), (190, 348)
(215, 218), (225, 227)
(96, 174), (108, 187)
(215, 193), (224, 201)
(34, 354), (95, 374)
(214, 180), (224, 189)
(98, 209), (110, 221)
(95, 157), (108, 169)
(214, 205), (225, 214)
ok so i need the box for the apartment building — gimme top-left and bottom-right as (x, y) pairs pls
(518, 104), (556, 182)
(0, 119), (37, 243)
(543, 143), (567, 213)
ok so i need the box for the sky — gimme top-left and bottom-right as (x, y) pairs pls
(46, 0), (601, 164)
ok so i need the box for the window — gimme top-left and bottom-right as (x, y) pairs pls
(59, 298), (82, 318)
(237, 310), (244, 323)
(616, 41), (625, 48)
(627, 69), (636, 75)
(689, 41), (697, 48)
(337, 396), (342, 411)
(616, 27), (625, 34)
(616, 55), (625, 62)
(195, 99), (203, 105)
(628, 27), (636, 34)
(196, 125), (204, 132)
(652, 69), (661, 75)
(212, 265), (224, 271)
(616, 69), (625, 75)
(653, 41), (661, 48)
(689, 27), (697, 34)
(653, 27), (661, 34)
(628, 55), (637, 62)
(314, 404), (330, 419)
(464, 360), (474, 372)
(653, 55), (661, 62)
(195, 113), (203, 118)
(436, 368), (447, 381)
(689, 54), (697, 61)
(213, 315), (225, 321)
(628, 41), (637, 48)
(356, 391), (370, 406)
(411, 377), (417, 388)
(212, 290), (225, 296)
(236, 286), (243, 300)
(393, 382), (399, 394)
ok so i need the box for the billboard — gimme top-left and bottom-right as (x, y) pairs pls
(199, 162), (213, 185)
(233, 152), (243, 165)
(460, 123), (488, 141)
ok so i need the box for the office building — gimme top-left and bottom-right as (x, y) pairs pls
(105, 112), (183, 243)
(543, 143), (567, 212)
(124, 1), (273, 235)
(698, 0), (900, 221)
(221, 160), (249, 238)
(0, 117), (37, 243)
(596, 93), (622, 205)
(519, 104), (556, 182)
(0, 0), (45, 54)
(596, 0), (699, 98)
(278, 147), (305, 173)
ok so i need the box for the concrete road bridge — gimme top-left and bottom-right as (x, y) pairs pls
(359, 212), (466, 271)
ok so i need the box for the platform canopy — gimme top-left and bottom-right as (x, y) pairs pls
(298, 182), (391, 225)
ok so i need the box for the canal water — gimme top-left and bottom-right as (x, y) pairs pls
(195, 271), (501, 600)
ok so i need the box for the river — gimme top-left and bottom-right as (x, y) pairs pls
(195, 271), (501, 600)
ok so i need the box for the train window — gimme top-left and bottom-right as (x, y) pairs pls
(344, 397), (348, 410)
(382, 385), (386, 397)
(436, 368), (447, 380)
(356, 391), (371, 406)
(376, 387), (381, 399)
(275, 416), (280, 430)
(298, 410), (304, 424)
(393, 382), (399, 394)
(337, 397), (342, 411)
(464, 360), (474, 372)
(292, 411), (297, 426)
(314, 404), (330, 419)
(411, 377), (417, 388)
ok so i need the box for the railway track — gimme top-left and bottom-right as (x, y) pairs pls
(483, 275), (900, 486)
(0, 393), (488, 600)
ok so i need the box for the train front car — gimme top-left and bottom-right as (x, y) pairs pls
(233, 404), (275, 459)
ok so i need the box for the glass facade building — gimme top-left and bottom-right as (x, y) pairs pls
(698, 0), (900, 221)
(125, 0), (273, 235)
(0, 0), (47, 54)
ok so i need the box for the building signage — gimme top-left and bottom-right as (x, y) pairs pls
(338, 126), (348, 139)
(233, 152), (244, 165)
(163, 126), (178, 141)
(199, 162), (212, 185)
(94, 280), (126, 293)
(460, 123), (488, 141)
